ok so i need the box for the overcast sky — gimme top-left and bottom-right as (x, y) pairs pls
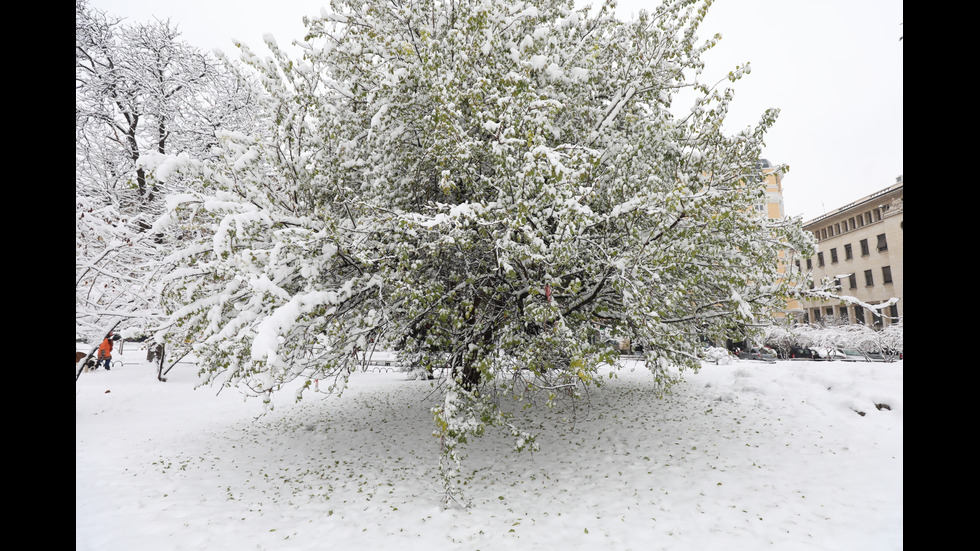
(88, 0), (903, 221)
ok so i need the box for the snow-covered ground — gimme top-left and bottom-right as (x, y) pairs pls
(76, 343), (902, 551)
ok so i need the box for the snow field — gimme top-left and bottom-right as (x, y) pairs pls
(77, 346), (901, 551)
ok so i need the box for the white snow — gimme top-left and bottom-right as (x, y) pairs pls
(77, 344), (902, 551)
(568, 66), (589, 82)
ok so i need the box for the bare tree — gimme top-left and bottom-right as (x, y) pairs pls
(75, 0), (256, 348)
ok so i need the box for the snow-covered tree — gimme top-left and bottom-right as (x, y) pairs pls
(158, 0), (814, 501)
(76, 0), (257, 346)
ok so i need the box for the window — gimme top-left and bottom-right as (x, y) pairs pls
(839, 305), (848, 322)
(817, 252), (824, 267)
(865, 212), (872, 225)
(876, 233), (888, 251)
(854, 307), (865, 325)
(806, 258), (812, 271)
(882, 266), (893, 284)
(830, 248), (838, 263)
(835, 223), (841, 234)
(848, 217), (855, 230)
(864, 269), (874, 286)
(848, 273), (857, 289)
(860, 239), (870, 256)
(844, 243), (853, 260)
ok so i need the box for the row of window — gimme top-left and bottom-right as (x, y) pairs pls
(843, 267), (893, 288)
(813, 206), (887, 242)
(803, 265), (894, 289)
(808, 303), (899, 327)
(804, 233), (888, 270)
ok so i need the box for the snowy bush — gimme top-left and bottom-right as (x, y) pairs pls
(766, 321), (903, 360)
(703, 347), (734, 365)
(763, 324), (796, 359)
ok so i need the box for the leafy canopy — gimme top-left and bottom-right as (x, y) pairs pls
(158, 0), (813, 501)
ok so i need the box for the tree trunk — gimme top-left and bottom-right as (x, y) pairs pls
(452, 340), (485, 392)
(154, 343), (167, 382)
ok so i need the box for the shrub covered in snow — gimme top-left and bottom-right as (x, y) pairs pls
(703, 347), (734, 365)
(764, 321), (903, 360)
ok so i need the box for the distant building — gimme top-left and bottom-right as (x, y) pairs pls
(756, 160), (804, 320)
(799, 176), (903, 327)
(758, 159), (787, 221)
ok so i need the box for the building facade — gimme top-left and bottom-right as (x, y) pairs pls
(799, 176), (903, 327)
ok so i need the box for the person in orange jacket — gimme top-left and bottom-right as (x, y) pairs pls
(96, 331), (115, 371)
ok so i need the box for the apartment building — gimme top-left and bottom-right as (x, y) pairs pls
(799, 176), (903, 327)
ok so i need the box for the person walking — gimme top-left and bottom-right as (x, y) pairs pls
(96, 331), (115, 371)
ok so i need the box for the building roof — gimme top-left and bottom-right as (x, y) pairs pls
(803, 177), (903, 228)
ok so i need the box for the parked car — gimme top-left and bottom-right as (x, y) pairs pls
(737, 347), (777, 362)
(809, 347), (836, 361)
(788, 347), (821, 360)
(863, 349), (887, 362)
(881, 348), (903, 361)
(832, 348), (867, 362)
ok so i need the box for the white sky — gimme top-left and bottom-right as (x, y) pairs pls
(87, 0), (903, 221)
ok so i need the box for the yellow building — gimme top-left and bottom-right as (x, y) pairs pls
(757, 160), (804, 320)
(799, 176), (904, 326)
(759, 159), (787, 220)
